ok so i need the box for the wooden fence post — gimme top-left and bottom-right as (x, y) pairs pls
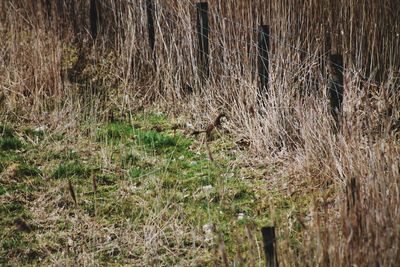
(45, 0), (52, 24)
(90, 0), (99, 39)
(261, 226), (278, 267)
(329, 54), (344, 129)
(196, 2), (210, 80)
(346, 176), (359, 212)
(146, 0), (156, 58)
(258, 25), (270, 101)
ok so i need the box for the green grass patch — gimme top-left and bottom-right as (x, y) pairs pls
(0, 116), (314, 265)
(121, 151), (139, 168)
(135, 129), (191, 154)
(52, 162), (89, 179)
(129, 167), (143, 180)
(97, 122), (134, 143)
(96, 173), (119, 186)
(0, 201), (26, 218)
(23, 127), (45, 139)
(133, 112), (168, 128)
(16, 163), (42, 177)
(135, 129), (176, 148)
(0, 151), (23, 172)
(45, 149), (80, 161)
(0, 124), (14, 138)
(97, 122), (191, 154)
(0, 186), (6, 195)
(0, 137), (23, 151)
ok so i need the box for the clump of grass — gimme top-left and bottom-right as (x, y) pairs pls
(0, 124), (14, 138)
(0, 137), (23, 151)
(129, 167), (143, 180)
(135, 129), (190, 153)
(136, 129), (176, 147)
(16, 163), (42, 177)
(0, 199), (39, 264)
(121, 151), (139, 168)
(95, 174), (119, 186)
(0, 186), (6, 195)
(0, 151), (22, 172)
(23, 128), (45, 139)
(52, 162), (89, 179)
(97, 122), (134, 143)
(46, 149), (80, 161)
(97, 122), (191, 155)
(0, 125), (22, 151)
(134, 112), (169, 128)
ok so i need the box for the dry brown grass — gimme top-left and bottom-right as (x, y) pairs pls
(1, 0), (399, 266)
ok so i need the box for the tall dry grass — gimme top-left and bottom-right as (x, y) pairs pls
(1, 0), (399, 265)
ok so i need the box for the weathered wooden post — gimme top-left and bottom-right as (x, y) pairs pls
(329, 54), (344, 129)
(258, 25), (270, 99)
(261, 226), (278, 267)
(45, 0), (52, 23)
(146, 0), (156, 67)
(196, 2), (210, 80)
(55, 0), (64, 34)
(146, 0), (156, 54)
(346, 176), (359, 212)
(90, 0), (99, 39)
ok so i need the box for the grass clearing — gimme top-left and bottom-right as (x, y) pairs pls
(0, 113), (325, 265)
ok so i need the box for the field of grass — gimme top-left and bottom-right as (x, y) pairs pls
(1, 0), (399, 266)
(0, 112), (321, 265)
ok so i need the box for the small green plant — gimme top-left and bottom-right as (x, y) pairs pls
(129, 167), (143, 181)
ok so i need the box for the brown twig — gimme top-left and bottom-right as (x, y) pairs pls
(68, 180), (77, 205)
